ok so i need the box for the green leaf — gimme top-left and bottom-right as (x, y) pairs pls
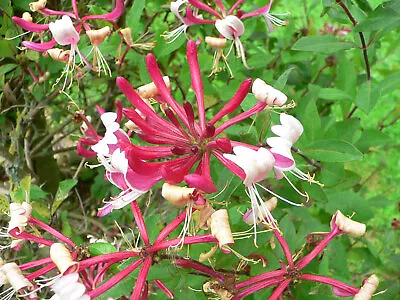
(0, 64), (17, 76)
(325, 191), (373, 222)
(274, 67), (295, 90)
(379, 71), (400, 95)
(88, 242), (117, 256)
(20, 175), (31, 202)
(355, 1), (400, 32)
(0, 195), (10, 214)
(355, 129), (390, 152)
(303, 140), (363, 162)
(52, 179), (78, 214)
(292, 36), (353, 54)
(126, 0), (146, 35)
(318, 88), (352, 101)
(355, 81), (380, 113)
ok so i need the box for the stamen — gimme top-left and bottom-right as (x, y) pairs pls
(282, 173), (309, 198)
(256, 183), (303, 207)
(223, 245), (260, 264)
(163, 25), (188, 43)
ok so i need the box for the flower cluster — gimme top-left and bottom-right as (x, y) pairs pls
(167, 0), (288, 73)
(12, 0), (125, 89)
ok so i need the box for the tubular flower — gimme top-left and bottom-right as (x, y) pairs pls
(266, 113), (322, 192)
(78, 39), (269, 199)
(167, 0), (287, 70)
(11, 0), (125, 88)
(50, 273), (89, 300)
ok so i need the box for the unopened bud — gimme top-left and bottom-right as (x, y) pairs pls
(353, 274), (379, 300)
(205, 36), (227, 49)
(120, 27), (134, 47)
(86, 26), (111, 46)
(162, 183), (195, 206)
(22, 12), (33, 22)
(50, 243), (79, 275)
(252, 79), (287, 106)
(210, 209), (234, 252)
(29, 0), (46, 12)
(137, 76), (170, 99)
(47, 48), (70, 63)
(2, 263), (32, 291)
(243, 197), (278, 225)
(38, 71), (50, 84)
(333, 210), (366, 237)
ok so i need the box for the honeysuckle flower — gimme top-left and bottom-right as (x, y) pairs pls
(7, 202), (32, 235)
(167, 0), (287, 71)
(234, 211), (368, 299)
(50, 243), (79, 275)
(50, 273), (89, 300)
(242, 196), (278, 225)
(0, 262), (35, 300)
(271, 113), (303, 144)
(331, 210), (366, 237)
(79, 40), (269, 192)
(12, 0), (125, 88)
(210, 209), (234, 253)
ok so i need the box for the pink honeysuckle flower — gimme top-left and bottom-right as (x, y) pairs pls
(94, 40), (269, 192)
(234, 211), (370, 299)
(224, 145), (301, 245)
(252, 78), (288, 107)
(167, 0), (287, 69)
(12, 0), (125, 87)
(266, 113), (323, 190)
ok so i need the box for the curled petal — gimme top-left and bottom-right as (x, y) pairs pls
(82, 0), (124, 21)
(184, 174), (217, 194)
(22, 39), (57, 52)
(12, 16), (49, 32)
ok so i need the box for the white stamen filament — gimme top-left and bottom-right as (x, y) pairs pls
(256, 183), (303, 207)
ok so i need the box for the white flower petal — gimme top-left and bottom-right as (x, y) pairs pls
(100, 112), (117, 127)
(215, 15), (244, 40)
(49, 16), (80, 46)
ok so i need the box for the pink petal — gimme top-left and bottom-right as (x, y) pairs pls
(22, 39), (56, 52)
(184, 174), (217, 193)
(188, 0), (222, 19)
(333, 286), (356, 298)
(241, 1), (272, 19)
(272, 152), (294, 169)
(82, 0), (124, 21)
(12, 17), (49, 32)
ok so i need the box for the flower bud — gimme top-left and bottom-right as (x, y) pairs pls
(50, 243), (79, 275)
(86, 26), (111, 46)
(353, 274), (379, 300)
(120, 27), (134, 47)
(2, 263), (32, 292)
(210, 209), (234, 252)
(47, 48), (70, 63)
(252, 79), (287, 106)
(332, 210), (366, 237)
(205, 36), (227, 49)
(243, 197), (278, 225)
(161, 183), (195, 206)
(22, 12), (33, 22)
(29, 0), (46, 12)
(137, 76), (170, 99)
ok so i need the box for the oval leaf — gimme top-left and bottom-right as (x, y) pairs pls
(303, 140), (363, 162)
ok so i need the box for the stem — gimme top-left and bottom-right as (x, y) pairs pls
(148, 234), (217, 253)
(78, 252), (139, 270)
(273, 230), (294, 268)
(236, 270), (286, 289)
(87, 259), (143, 298)
(336, 0), (371, 119)
(291, 146), (322, 171)
(154, 209), (190, 243)
(130, 202), (150, 246)
(173, 259), (225, 283)
(300, 274), (359, 294)
(233, 277), (284, 299)
(29, 217), (75, 247)
(131, 257), (152, 300)
(26, 263), (57, 281)
(295, 228), (339, 270)
(269, 279), (291, 300)
(19, 257), (52, 271)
